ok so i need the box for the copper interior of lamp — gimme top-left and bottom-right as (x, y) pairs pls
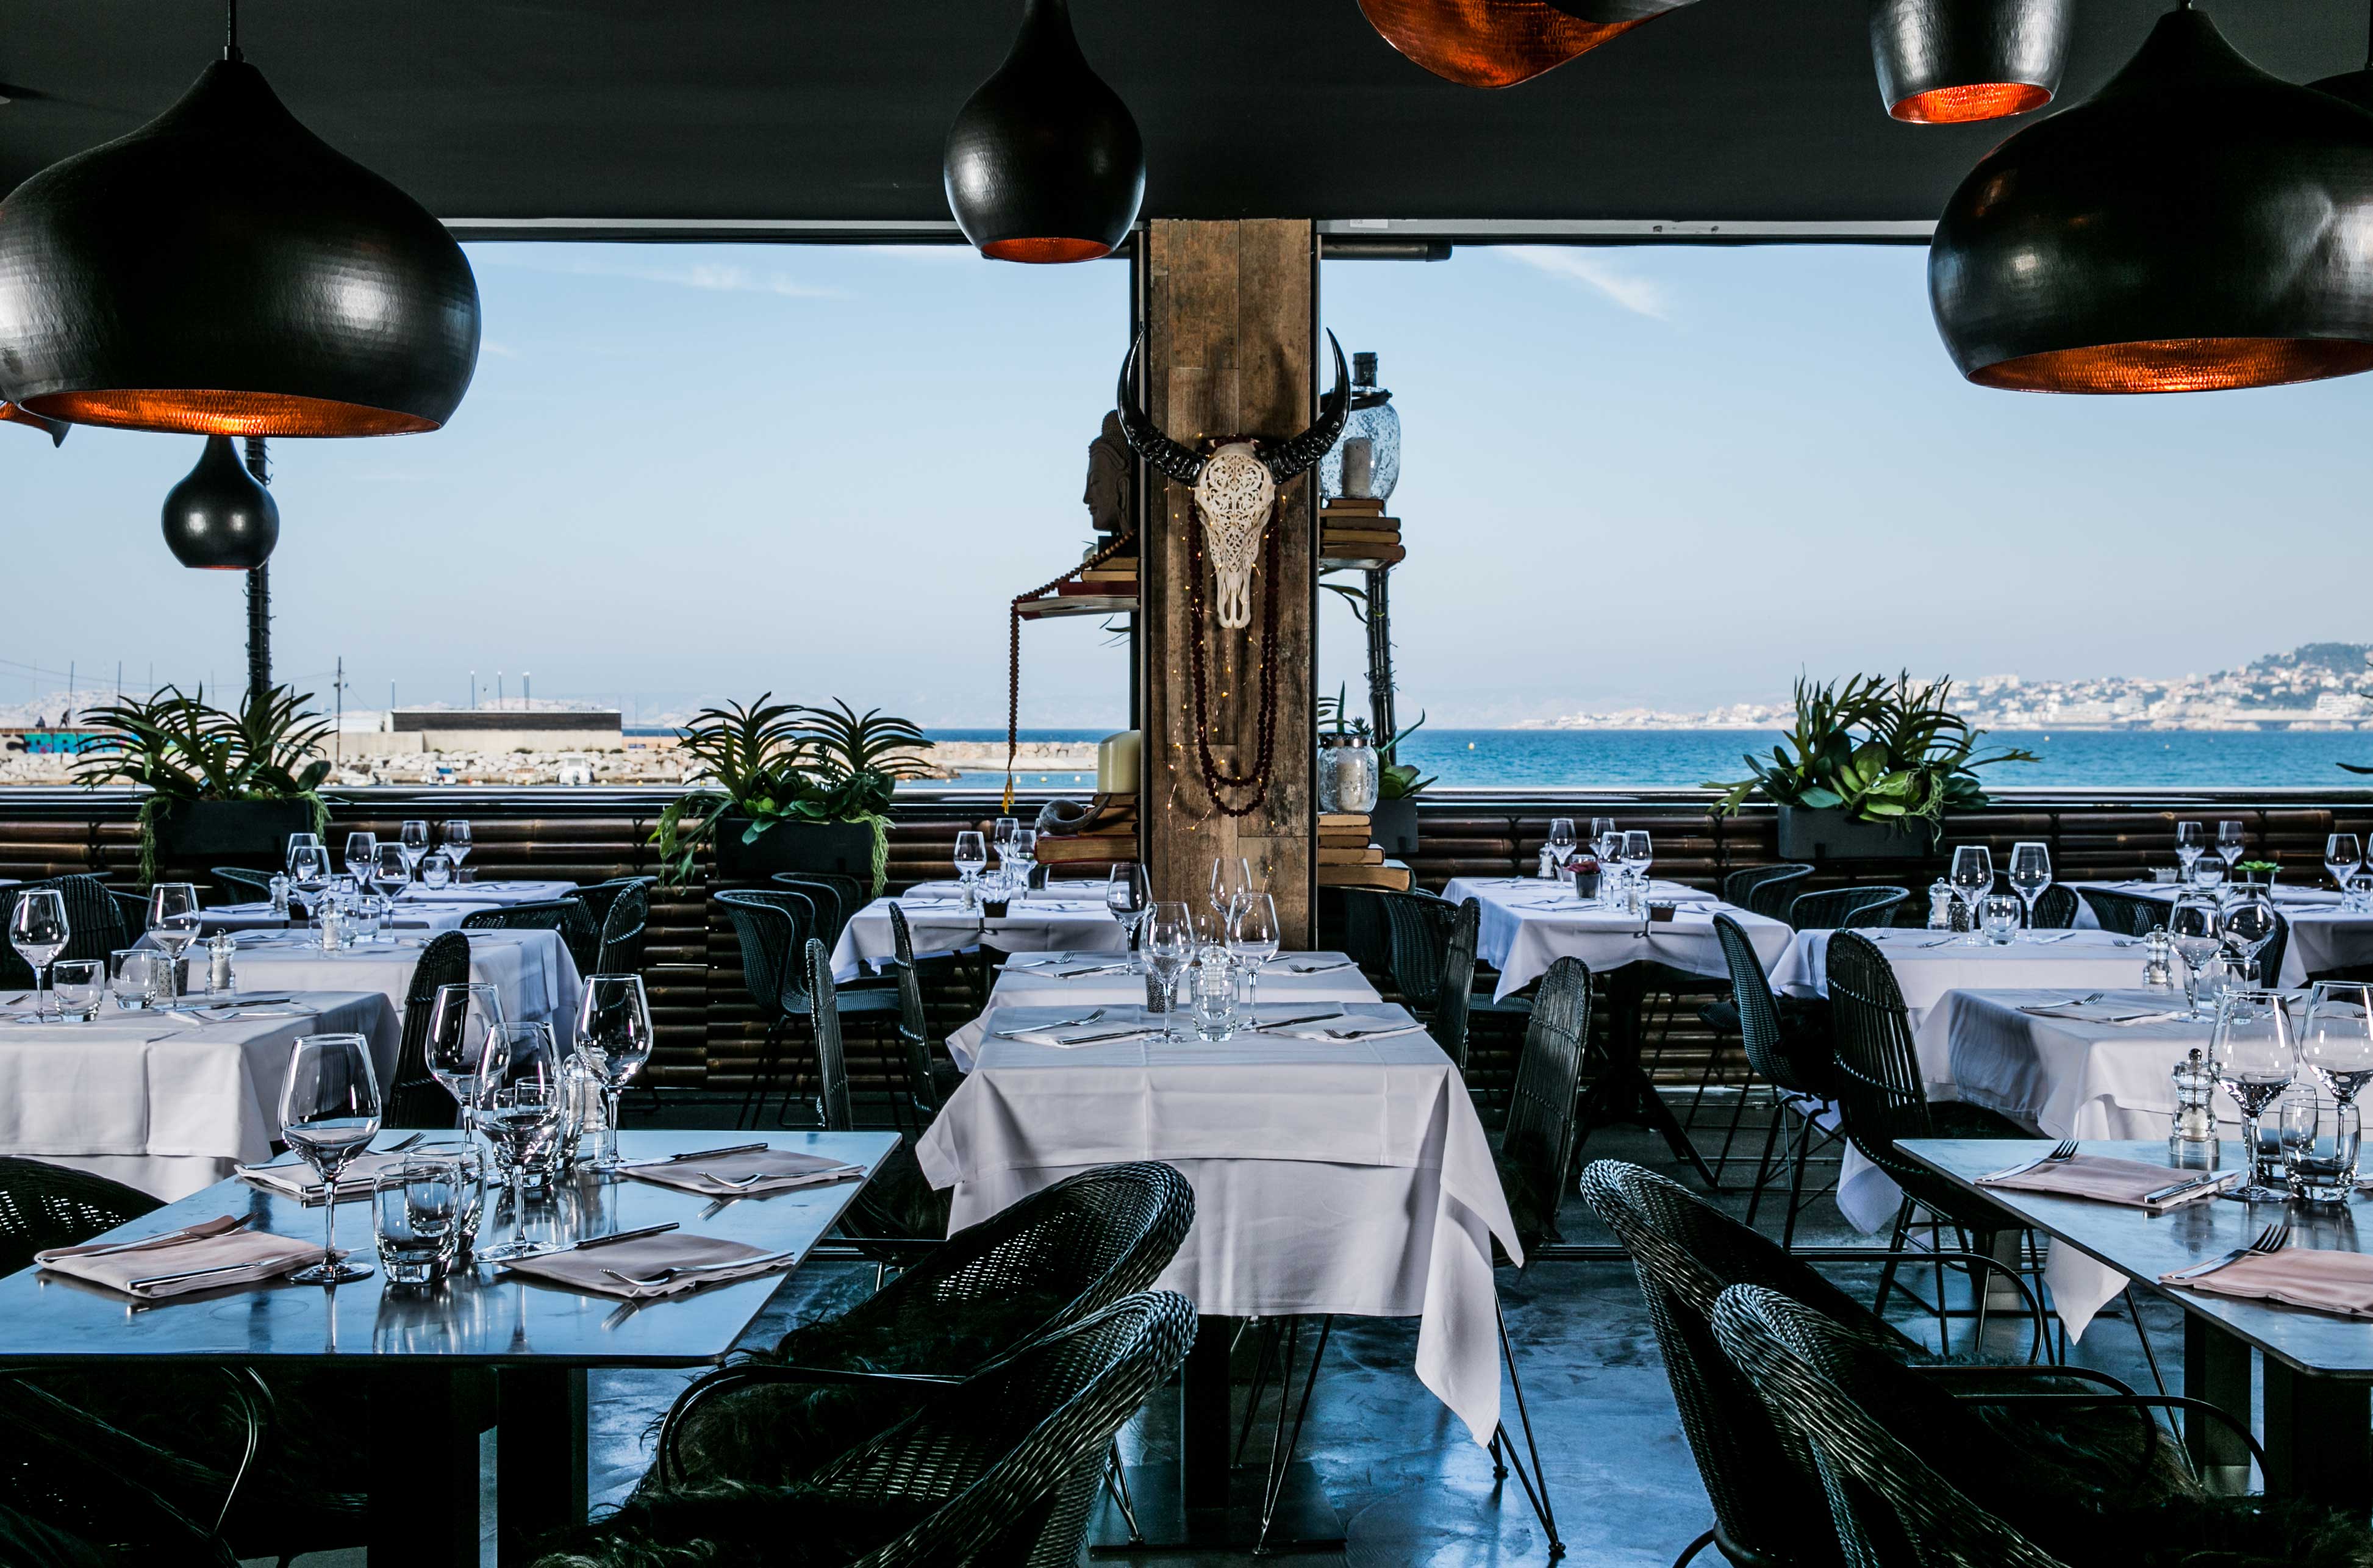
(1356, 0), (1645, 88)
(20, 388), (437, 437)
(981, 237), (1116, 264)
(1972, 337), (2373, 393)
(1891, 82), (2053, 124)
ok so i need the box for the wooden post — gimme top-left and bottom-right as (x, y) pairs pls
(1139, 220), (1317, 945)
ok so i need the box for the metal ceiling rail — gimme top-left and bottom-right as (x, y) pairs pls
(438, 217), (1936, 248)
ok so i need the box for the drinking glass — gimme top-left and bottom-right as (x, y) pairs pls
(2302, 981), (2373, 1103)
(285, 831), (324, 877)
(1949, 846), (1994, 946)
(2006, 841), (2052, 941)
(1192, 953), (1240, 1042)
(49, 959), (103, 1021)
(280, 1033), (382, 1284)
(372, 845), (412, 929)
(2352, 872), (2373, 916)
(2215, 820), (2246, 872)
(418, 853), (454, 890)
(389, 820), (423, 876)
(1229, 893), (1281, 1015)
(991, 817), (1019, 893)
(425, 982), (503, 1136)
(2281, 1097), (2361, 1203)
(374, 1157), (465, 1286)
(343, 831), (379, 888)
(1106, 864), (1151, 973)
(1545, 819), (1577, 864)
(2210, 990), (2296, 1203)
(1981, 893), (2022, 945)
(2167, 892), (2227, 1017)
(409, 1139), (490, 1256)
(1623, 831), (1654, 902)
(1008, 828), (1039, 892)
(2174, 822), (2205, 884)
(1144, 902), (1195, 1042)
(440, 820), (473, 881)
(2328, 833), (2364, 895)
(474, 1021), (565, 1261)
(2221, 887), (2280, 986)
(953, 830), (988, 908)
(575, 974), (653, 1172)
(1592, 818), (1621, 861)
(146, 883), (202, 1004)
(1598, 835), (1630, 909)
(9, 889), (68, 1020)
(109, 948), (162, 1010)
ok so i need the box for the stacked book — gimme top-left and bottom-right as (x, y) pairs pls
(1320, 497), (1404, 565)
(1033, 800), (1140, 866)
(1055, 549), (1138, 597)
(1314, 812), (1413, 891)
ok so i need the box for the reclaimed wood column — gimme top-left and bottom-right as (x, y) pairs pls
(1139, 219), (1317, 945)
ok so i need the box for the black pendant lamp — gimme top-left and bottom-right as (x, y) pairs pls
(2310, 0), (2373, 115)
(0, 402), (66, 445)
(162, 436), (278, 570)
(944, 0), (1144, 263)
(1930, 2), (2373, 393)
(1870, 0), (2071, 123)
(0, 2), (479, 435)
(1355, 0), (1689, 90)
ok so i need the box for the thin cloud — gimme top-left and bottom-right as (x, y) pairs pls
(480, 340), (521, 359)
(475, 251), (850, 299)
(1501, 246), (1673, 320)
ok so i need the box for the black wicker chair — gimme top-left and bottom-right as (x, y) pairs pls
(576, 876), (657, 933)
(656, 1161), (1194, 1493)
(1378, 892), (1483, 1070)
(2027, 884), (2078, 930)
(209, 866), (277, 904)
(716, 890), (903, 1128)
(2077, 886), (2163, 938)
(772, 873), (873, 951)
(460, 897), (601, 976)
(1787, 885), (1908, 932)
(0, 877), (130, 988)
(1700, 914), (1841, 1247)
(884, 905), (956, 1123)
(566, 1292), (1197, 1568)
(1723, 863), (1814, 923)
(801, 937), (950, 1249)
(385, 932), (473, 1129)
(593, 881), (650, 976)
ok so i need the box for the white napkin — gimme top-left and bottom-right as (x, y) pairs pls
(1261, 1016), (1427, 1042)
(2020, 1001), (2190, 1025)
(238, 1149), (415, 1205)
(37, 1226), (334, 1298)
(1001, 1020), (1158, 1048)
(499, 1233), (794, 1300)
(620, 1147), (866, 1198)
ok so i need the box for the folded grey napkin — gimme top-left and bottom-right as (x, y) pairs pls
(37, 1223), (329, 1298)
(621, 1147), (865, 1198)
(500, 1233), (793, 1300)
(1979, 1152), (2233, 1210)
(238, 1150), (415, 1205)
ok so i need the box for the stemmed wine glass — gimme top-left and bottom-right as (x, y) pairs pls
(288, 844), (332, 926)
(426, 982), (504, 1135)
(1545, 819), (1577, 870)
(2301, 981), (2373, 1108)
(1008, 828), (1039, 893)
(1229, 892), (1281, 1016)
(440, 821), (472, 883)
(1106, 864), (1151, 972)
(398, 820), (431, 880)
(279, 1033), (382, 1284)
(9, 889), (68, 1020)
(1145, 902), (1195, 1044)
(1950, 846), (1994, 946)
(2007, 842), (2052, 942)
(343, 832), (379, 891)
(990, 817), (1019, 895)
(1209, 857), (1256, 922)
(575, 975), (653, 1172)
(1623, 831), (1655, 902)
(1597, 834), (1630, 909)
(2174, 822), (2207, 886)
(2328, 833), (2363, 894)
(2215, 820), (2247, 876)
(474, 1021), (565, 1261)
(953, 831), (988, 908)
(2167, 892), (2227, 1018)
(2221, 887), (2280, 987)
(372, 845), (412, 934)
(2210, 991), (2297, 1203)
(146, 884), (202, 1004)
(285, 832), (324, 878)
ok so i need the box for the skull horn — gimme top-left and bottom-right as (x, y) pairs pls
(1261, 330), (1350, 483)
(0, 400), (66, 445)
(1114, 332), (1207, 487)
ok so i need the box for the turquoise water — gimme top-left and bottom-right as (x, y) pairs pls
(914, 728), (2373, 792)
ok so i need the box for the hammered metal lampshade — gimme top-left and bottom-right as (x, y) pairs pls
(1355, 0), (1676, 88)
(944, 0), (1144, 263)
(1870, 0), (2071, 123)
(1930, 4), (2373, 393)
(162, 436), (279, 571)
(0, 55), (481, 436)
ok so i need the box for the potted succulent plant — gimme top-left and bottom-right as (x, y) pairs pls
(74, 685), (333, 881)
(1707, 673), (2036, 859)
(652, 696), (932, 890)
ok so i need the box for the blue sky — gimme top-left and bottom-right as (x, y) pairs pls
(1, 239), (2366, 728)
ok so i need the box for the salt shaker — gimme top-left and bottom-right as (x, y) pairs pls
(205, 933), (236, 997)
(2142, 929), (2175, 990)
(2170, 1048), (2217, 1144)
(1927, 879), (1958, 931)
(1537, 845), (1560, 880)
(268, 873), (291, 917)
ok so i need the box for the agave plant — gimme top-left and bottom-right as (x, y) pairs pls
(1317, 686), (1435, 799)
(1706, 673), (2035, 831)
(74, 685), (334, 879)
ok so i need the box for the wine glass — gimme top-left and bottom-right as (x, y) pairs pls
(146, 883), (202, 1004)
(1592, 818), (1620, 861)
(285, 832), (324, 877)
(1545, 818), (1577, 867)
(2221, 888), (2280, 987)
(279, 1033), (382, 1284)
(2302, 981), (2373, 1105)
(2210, 990), (2297, 1203)
(953, 830), (988, 906)
(1597, 834), (1630, 909)
(1229, 892), (1281, 1015)
(288, 844), (332, 925)
(1209, 857), (1256, 920)
(343, 831), (379, 889)
(474, 1021), (565, 1261)
(1949, 846), (1994, 947)
(991, 817), (1019, 893)
(574, 975), (652, 1172)
(2215, 820), (2247, 873)
(2006, 842), (2052, 942)
(426, 982), (504, 1134)
(1145, 902), (1196, 1044)
(9, 889), (68, 1020)
(1008, 828), (1039, 892)
(440, 820), (473, 882)
(2174, 821), (2206, 885)
(373, 844), (412, 923)
(1106, 863), (1151, 973)
(2167, 891), (2227, 1018)
(2328, 833), (2363, 894)
(398, 820), (431, 878)
(1623, 831), (1655, 900)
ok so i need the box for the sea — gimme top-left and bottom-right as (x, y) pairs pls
(912, 728), (2373, 793)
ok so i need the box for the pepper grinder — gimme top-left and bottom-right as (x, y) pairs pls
(206, 933), (237, 997)
(2142, 929), (2175, 990)
(2170, 1048), (2217, 1145)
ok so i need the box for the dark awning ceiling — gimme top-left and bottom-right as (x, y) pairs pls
(0, 1), (2360, 230)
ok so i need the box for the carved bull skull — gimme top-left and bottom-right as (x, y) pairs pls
(1116, 331), (1349, 628)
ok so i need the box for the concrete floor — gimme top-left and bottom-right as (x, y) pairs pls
(262, 1091), (2189, 1567)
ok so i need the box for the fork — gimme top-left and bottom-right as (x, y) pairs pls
(600, 1250), (798, 1289)
(992, 1009), (1105, 1037)
(1980, 1140), (2081, 1182)
(2166, 1218), (2291, 1280)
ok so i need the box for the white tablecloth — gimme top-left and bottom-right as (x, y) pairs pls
(169, 928), (581, 1037)
(1442, 878), (1795, 1000)
(0, 989), (399, 1200)
(832, 884), (1124, 982)
(393, 879), (579, 906)
(945, 951), (1381, 1071)
(2065, 880), (2371, 986)
(202, 899), (490, 935)
(916, 1011), (1522, 1447)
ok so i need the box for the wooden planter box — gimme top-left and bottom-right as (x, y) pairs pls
(1775, 805), (1937, 861)
(152, 799), (317, 865)
(713, 816), (879, 880)
(1372, 797), (1420, 857)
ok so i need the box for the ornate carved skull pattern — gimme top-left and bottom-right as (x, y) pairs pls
(1192, 443), (1278, 628)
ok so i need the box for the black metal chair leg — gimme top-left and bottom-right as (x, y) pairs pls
(1103, 1440), (1145, 1546)
(1741, 1094), (1786, 1227)
(1872, 1197), (1913, 1322)
(1494, 1294), (1564, 1561)
(1672, 1527), (1719, 1568)
(1780, 1112), (1814, 1251)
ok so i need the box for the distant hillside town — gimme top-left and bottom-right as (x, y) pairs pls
(1516, 643), (2373, 732)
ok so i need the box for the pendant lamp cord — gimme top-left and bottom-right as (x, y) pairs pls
(2364, 0), (2371, 71)
(224, 0), (241, 62)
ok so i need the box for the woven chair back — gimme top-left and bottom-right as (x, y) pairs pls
(2076, 887), (2161, 938)
(387, 931), (472, 1129)
(578, 875), (659, 931)
(2029, 884), (2078, 930)
(1501, 957), (1591, 1248)
(1788, 885), (1907, 932)
(715, 889), (816, 1020)
(887, 904), (938, 1116)
(1431, 897), (1480, 1070)
(773, 872), (870, 950)
(806, 938), (855, 1133)
(0, 875), (130, 987)
(595, 881), (650, 975)
(1822, 933), (1944, 1199)
(460, 897), (599, 975)
(1714, 914), (1828, 1100)
(1724, 863), (1814, 922)
(0, 1156), (163, 1276)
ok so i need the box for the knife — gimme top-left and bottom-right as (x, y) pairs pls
(65, 1215), (255, 1259)
(1251, 1012), (1349, 1033)
(617, 1143), (767, 1169)
(129, 1253), (317, 1292)
(2141, 1172), (2238, 1205)
(562, 1220), (681, 1251)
